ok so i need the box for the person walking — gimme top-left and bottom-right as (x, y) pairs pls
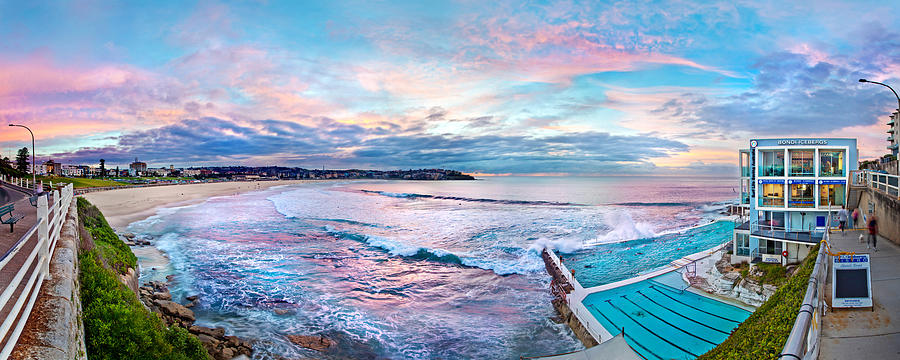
(837, 205), (849, 233)
(851, 208), (860, 229)
(867, 213), (879, 251)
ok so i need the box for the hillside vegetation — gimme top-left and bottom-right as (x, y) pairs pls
(699, 244), (820, 359)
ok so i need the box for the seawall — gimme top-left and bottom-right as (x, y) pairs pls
(541, 249), (598, 348)
(857, 187), (900, 245)
(12, 198), (87, 359)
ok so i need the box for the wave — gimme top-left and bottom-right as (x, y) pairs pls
(360, 190), (582, 206)
(611, 202), (693, 207)
(326, 229), (539, 275)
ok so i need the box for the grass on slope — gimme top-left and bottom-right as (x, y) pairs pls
(39, 175), (126, 188)
(698, 244), (820, 360)
(77, 197), (136, 274)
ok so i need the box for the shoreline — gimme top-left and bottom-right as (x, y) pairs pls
(81, 179), (321, 230)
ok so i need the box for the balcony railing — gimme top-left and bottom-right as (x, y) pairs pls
(750, 221), (825, 244)
(866, 170), (899, 198)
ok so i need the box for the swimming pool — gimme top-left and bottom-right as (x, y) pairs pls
(582, 272), (751, 360)
(560, 221), (734, 288)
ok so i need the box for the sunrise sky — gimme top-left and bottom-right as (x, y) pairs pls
(1, 0), (898, 175)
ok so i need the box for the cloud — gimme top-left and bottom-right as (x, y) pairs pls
(653, 28), (900, 137)
(47, 117), (688, 174)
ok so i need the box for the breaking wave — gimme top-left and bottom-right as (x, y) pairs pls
(360, 190), (583, 206)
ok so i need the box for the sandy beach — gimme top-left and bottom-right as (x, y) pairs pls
(81, 180), (317, 229)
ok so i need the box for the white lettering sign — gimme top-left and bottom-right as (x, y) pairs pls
(777, 139), (828, 145)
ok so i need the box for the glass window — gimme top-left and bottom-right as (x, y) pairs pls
(740, 151), (751, 177)
(759, 184), (784, 207)
(759, 150), (784, 176)
(819, 184), (846, 207)
(759, 238), (783, 255)
(789, 183), (815, 208)
(789, 150), (814, 177)
(735, 233), (750, 256)
(741, 179), (751, 205)
(819, 150), (845, 177)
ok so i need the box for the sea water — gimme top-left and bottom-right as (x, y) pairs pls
(126, 176), (736, 359)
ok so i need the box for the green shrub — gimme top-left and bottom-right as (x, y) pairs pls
(80, 250), (208, 360)
(699, 245), (820, 360)
(77, 197), (136, 274)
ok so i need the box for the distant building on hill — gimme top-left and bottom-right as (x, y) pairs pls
(41, 159), (61, 176)
(129, 158), (148, 176)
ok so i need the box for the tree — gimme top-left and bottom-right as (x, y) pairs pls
(99, 159), (106, 179)
(15, 147), (29, 173)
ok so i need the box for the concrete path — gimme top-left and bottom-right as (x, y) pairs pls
(819, 229), (900, 360)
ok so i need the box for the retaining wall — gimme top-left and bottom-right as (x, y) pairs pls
(858, 187), (900, 246)
(11, 199), (87, 359)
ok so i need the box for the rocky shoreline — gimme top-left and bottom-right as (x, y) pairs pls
(139, 280), (254, 360)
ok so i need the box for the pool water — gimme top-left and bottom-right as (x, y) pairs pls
(582, 272), (751, 360)
(560, 221), (735, 288)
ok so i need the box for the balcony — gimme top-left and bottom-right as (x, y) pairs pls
(750, 222), (825, 244)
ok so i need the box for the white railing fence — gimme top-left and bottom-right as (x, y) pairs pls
(0, 183), (74, 359)
(866, 170), (900, 198)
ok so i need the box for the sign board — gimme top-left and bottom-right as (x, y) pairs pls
(787, 179), (815, 184)
(818, 180), (846, 185)
(759, 179), (784, 184)
(832, 254), (873, 308)
(761, 254), (782, 263)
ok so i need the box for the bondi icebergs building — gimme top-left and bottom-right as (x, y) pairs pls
(734, 138), (858, 265)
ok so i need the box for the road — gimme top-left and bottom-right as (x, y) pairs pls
(0, 184), (27, 205)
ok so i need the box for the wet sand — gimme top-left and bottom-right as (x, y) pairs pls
(81, 180), (317, 230)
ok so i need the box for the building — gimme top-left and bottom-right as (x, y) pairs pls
(60, 164), (84, 177)
(41, 160), (61, 176)
(888, 111), (898, 157)
(733, 138), (858, 265)
(129, 158), (148, 176)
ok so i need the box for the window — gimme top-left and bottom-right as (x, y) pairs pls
(759, 238), (783, 255)
(820, 150), (845, 177)
(735, 233), (750, 256)
(759, 183), (785, 207)
(741, 179), (751, 205)
(789, 183), (815, 208)
(759, 150), (784, 176)
(790, 150), (814, 177)
(819, 184), (846, 207)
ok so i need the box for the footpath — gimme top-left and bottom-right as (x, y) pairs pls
(819, 229), (900, 359)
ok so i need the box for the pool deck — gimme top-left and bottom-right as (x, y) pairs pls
(819, 229), (900, 360)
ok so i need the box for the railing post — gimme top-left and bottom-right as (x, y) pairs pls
(36, 194), (50, 277)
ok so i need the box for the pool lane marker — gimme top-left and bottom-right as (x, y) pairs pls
(586, 304), (662, 360)
(604, 300), (700, 358)
(650, 280), (750, 312)
(634, 290), (731, 336)
(648, 286), (742, 323)
(620, 295), (718, 346)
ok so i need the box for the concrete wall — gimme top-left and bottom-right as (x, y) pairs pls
(11, 199), (87, 360)
(857, 188), (900, 246)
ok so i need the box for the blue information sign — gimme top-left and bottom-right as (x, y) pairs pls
(788, 179), (815, 184)
(818, 180), (846, 185)
(758, 179), (784, 184)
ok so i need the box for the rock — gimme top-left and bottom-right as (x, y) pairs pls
(216, 347), (235, 360)
(122, 232), (136, 239)
(273, 308), (290, 315)
(189, 326), (225, 338)
(185, 302), (195, 308)
(186, 295), (199, 301)
(155, 300), (195, 323)
(166, 274), (176, 282)
(152, 291), (172, 301)
(231, 355), (250, 360)
(286, 335), (335, 352)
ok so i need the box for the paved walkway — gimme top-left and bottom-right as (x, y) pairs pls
(0, 189), (40, 336)
(819, 229), (900, 359)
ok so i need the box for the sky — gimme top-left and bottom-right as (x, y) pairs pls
(0, 0), (899, 175)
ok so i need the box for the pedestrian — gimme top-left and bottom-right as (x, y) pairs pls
(867, 213), (878, 252)
(851, 208), (859, 228)
(837, 205), (849, 233)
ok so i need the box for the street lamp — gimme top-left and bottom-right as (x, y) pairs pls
(8, 124), (37, 193)
(859, 78), (900, 111)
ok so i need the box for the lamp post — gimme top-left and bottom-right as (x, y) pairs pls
(8, 124), (37, 193)
(859, 78), (900, 110)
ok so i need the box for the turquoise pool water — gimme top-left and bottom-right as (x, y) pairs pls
(582, 272), (751, 360)
(560, 221), (734, 288)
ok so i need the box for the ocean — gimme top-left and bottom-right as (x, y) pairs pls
(126, 176), (737, 359)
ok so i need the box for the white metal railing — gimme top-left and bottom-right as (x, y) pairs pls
(779, 214), (830, 359)
(865, 170), (900, 198)
(0, 183), (74, 359)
